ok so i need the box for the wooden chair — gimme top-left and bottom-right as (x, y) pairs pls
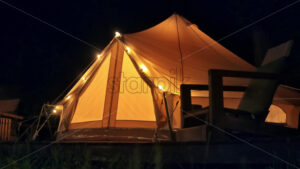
(180, 41), (298, 141)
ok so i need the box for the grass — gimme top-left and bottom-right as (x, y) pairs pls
(0, 142), (299, 169)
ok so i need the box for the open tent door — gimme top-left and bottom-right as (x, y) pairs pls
(265, 105), (287, 124)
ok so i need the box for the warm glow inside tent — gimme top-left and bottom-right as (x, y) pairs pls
(55, 14), (300, 142)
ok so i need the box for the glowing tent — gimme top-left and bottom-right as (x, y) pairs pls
(55, 14), (299, 142)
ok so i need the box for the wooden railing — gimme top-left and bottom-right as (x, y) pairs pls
(0, 112), (23, 142)
(0, 117), (12, 141)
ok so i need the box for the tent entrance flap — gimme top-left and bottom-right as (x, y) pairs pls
(115, 52), (156, 127)
(70, 52), (111, 124)
(102, 42), (125, 127)
(67, 41), (157, 129)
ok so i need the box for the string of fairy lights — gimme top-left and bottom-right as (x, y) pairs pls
(51, 31), (165, 115)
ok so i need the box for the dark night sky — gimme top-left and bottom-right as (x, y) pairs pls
(0, 0), (299, 117)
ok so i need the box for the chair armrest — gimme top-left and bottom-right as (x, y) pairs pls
(180, 84), (246, 113)
(209, 69), (281, 80)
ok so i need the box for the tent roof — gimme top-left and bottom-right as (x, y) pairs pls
(123, 14), (256, 87)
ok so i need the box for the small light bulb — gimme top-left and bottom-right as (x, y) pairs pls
(66, 95), (71, 100)
(82, 77), (86, 81)
(52, 109), (57, 114)
(158, 85), (164, 91)
(97, 54), (102, 59)
(126, 47), (131, 53)
(115, 32), (121, 38)
(140, 65), (148, 73)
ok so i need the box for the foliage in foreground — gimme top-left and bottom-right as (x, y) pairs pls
(0, 142), (299, 169)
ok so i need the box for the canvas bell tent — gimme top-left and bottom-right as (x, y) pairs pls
(53, 14), (300, 142)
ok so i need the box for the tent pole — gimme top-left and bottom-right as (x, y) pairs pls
(163, 92), (176, 142)
(32, 104), (53, 141)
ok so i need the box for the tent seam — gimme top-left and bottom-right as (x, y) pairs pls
(175, 15), (184, 83)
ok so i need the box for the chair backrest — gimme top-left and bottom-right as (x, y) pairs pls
(238, 40), (293, 117)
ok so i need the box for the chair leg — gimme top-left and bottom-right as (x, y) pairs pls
(203, 130), (211, 169)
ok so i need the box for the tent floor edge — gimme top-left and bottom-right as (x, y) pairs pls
(56, 128), (171, 143)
